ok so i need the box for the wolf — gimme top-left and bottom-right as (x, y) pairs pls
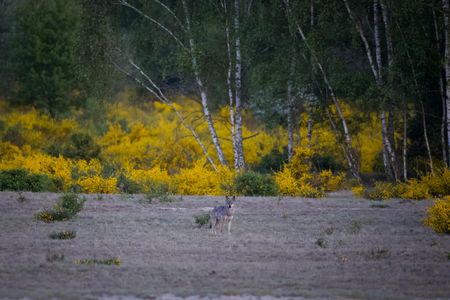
(209, 195), (236, 235)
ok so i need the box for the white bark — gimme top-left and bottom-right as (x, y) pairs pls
(233, 0), (246, 170)
(420, 101), (434, 175)
(221, 0), (238, 170)
(344, 0), (399, 181)
(182, 0), (228, 167)
(285, 0), (360, 180)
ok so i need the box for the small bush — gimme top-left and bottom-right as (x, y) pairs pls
(352, 185), (364, 197)
(363, 182), (396, 200)
(74, 257), (121, 265)
(35, 193), (85, 222)
(367, 247), (390, 260)
(145, 181), (174, 203)
(117, 173), (143, 194)
(315, 238), (328, 248)
(194, 213), (210, 228)
(423, 196), (450, 234)
(234, 171), (278, 196)
(49, 230), (76, 240)
(396, 179), (430, 200)
(0, 169), (58, 192)
(421, 168), (450, 198)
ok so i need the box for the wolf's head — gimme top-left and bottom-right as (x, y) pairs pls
(225, 195), (236, 208)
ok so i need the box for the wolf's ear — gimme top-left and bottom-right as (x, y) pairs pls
(226, 195), (229, 201)
(232, 195), (236, 201)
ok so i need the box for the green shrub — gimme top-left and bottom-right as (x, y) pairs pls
(194, 213), (210, 228)
(35, 193), (85, 222)
(0, 169), (58, 192)
(49, 230), (76, 240)
(254, 148), (288, 174)
(146, 181), (174, 203)
(48, 132), (100, 160)
(117, 173), (143, 194)
(234, 171), (278, 196)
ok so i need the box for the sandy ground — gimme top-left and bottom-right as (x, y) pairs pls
(0, 191), (449, 300)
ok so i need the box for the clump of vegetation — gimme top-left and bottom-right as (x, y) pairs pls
(315, 238), (328, 248)
(35, 193), (86, 222)
(145, 181), (176, 203)
(234, 171), (278, 196)
(49, 230), (76, 240)
(363, 182), (396, 200)
(423, 196), (450, 234)
(74, 257), (121, 265)
(367, 247), (390, 260)
(370, 204), (389, 208)
(0, 168), (59, 192)
(46, 253), (65, 262)
(117, 173), (143, 194)
(274, 147), (343, 198)
(350, 220), (362, 234)
(194, 213), (210, 228)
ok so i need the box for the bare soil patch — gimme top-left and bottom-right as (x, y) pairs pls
(0, 191), (449, 300)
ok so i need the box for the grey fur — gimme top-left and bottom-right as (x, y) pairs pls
(209, 196), (236, 234)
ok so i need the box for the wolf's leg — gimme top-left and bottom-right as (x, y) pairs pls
(227, 219), (232, 234)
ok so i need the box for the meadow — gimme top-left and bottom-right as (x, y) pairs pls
(0, 191), (449, 300)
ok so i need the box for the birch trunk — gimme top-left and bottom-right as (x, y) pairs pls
(375, 0), (393, 180)
(182, 0), (228, 167)
(234, 0), (246, 170)
(307, 116), (313, 148)
(433, 6), (448, 167)
(344, 0), (398, 181)
(443, 0), (450, 165)
(286, 0), (360, 180)
(222, 0), (238, 170)
(421, 101), (434, 174)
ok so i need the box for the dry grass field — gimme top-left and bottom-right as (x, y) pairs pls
(0, 191), (449, 300)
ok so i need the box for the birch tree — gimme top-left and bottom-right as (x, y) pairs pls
(343, 0), (399, 181)
(118, 0), (229, 168)
(284, 0), (361, 181)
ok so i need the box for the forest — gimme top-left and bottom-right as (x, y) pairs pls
(0, 0), (449, 203)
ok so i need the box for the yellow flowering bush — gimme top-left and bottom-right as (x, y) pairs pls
(173, 160), (222, 195)
(352, 185), (364, 197)
(423, 196), (450, 233)
(77, 176), (118, 194)
(125, 166), (172, 193)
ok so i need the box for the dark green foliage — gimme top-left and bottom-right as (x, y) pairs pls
(49, 230), (76, 240)
(3, 124), (25, 147)
(117, 173), (142, 194)
(48, 132), (100, 160)
(315, 238), (328, 248)
(11, 0), (81, 115)
(234, 171), (278, 196)
(35, 193), (85, 222)
(254, 148), (288, 174)
(311, 154), (344, 172)
(194, 213), (210, 228)
(0, 169), (58, 192)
